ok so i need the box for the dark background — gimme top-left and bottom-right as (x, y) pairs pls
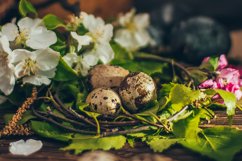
(134, 0), (242, 30)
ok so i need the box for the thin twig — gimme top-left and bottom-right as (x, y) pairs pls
(101, 126), (152, 137)
(99, 120), (139, 126)
(168, 106), (189, 122)
(135, 53), (193, 82)
(53, 94), (97, 127)
(32, 108), (96, 135)
(123, 111), (163, 128)
(37, 110), (88, 127)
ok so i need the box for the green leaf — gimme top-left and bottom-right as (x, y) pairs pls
(158, 83), (175, 100)
(161, 84), (202, 116)
(200, 56), (219, 71)
(18, 0), (37, 17)
(111, 41), (132, 60)
(43, 14), (65, 30)
(112, 59), (167, 75)
(50, 33), (67, 55)
(187, 67), (208, 85)
(215, 89), (237, 116)
(169, 85), (201, 111)
(54, 58), (78, 81)
(30, 121), (74, 142)
(62, 135), (126, 154)
(147, 137), (180, 152)
(180, 127), (242, 161)
(172, 110), (202, 139)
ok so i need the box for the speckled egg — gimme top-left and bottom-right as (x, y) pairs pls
(89, 65), (129, 89)
(86, 88), (122, 115)
(119, 72), (156, 113)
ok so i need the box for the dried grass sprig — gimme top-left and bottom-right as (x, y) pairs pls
(0, 87), (37, 136)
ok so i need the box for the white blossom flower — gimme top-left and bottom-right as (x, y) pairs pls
(114, 9), (154, 51)
(12, 48), (60, 86)
(0, 36), (15, 95)
(71, 12), (114, 64)
(63, 51), (98, 76)
(1, 17), (57, 49)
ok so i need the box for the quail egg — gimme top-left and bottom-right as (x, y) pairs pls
(119, 72), (156, 113)
(89, 64), (129, 89)
(86, 88), (122, 115)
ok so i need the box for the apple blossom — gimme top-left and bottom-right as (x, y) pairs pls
(70, 12), (114, 64)
(11, 48), (60, 86)
(63, 51), (98, 76)
(1, 17), (57, 49)
(114, 9), (154, 51)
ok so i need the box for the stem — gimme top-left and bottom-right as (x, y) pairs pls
(53, 94), (97, 127)
(99, 120), (139, 126)
(168, 106), (189, 122)
(135, 53), (193, 81)
(123, 110), (163, 128)
(101, 126), (152, 137)
(67, 107), (97, 127)
(37, 110), (88, 128)
(32, 108), (96, 135)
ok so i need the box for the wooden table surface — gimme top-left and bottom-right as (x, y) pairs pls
(1, 110), (242, 161)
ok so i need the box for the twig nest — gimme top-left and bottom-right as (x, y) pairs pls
(89, 65), (129, 89)
(86, 88), (122, 115)
(119, 72), (156, 113)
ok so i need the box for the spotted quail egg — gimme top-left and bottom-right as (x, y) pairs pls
(89, 65), (129, 89)
(119, 72), (156, 113)
(86, 88), (122, 115)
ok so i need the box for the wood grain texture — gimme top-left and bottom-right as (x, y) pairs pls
(0, 110), (242, 161)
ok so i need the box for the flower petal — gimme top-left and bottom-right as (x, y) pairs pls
(97, 24), (113, 42)
(1, 23), (19, 41)
(27, 26), (57, 49)
(0, 70), (15, 95)
(14, 61), (25, 78)
(63, 52), (79, 67)
(11, 49), (33, 64)
(17, 17), (42, 32)
(82, 53), (99, 66)
(9, 139), (43, 156)
(95, 43), (114, 64)
(133, 13), (150, 29)
(118, 9), (135, 27)
(82, 12), (104, 32)
(23, 75), (51, 86)
(217, 54), (228, 70)
(36, 68), (56, 79)
(71, 32), (92, 51)
(35, 48), (60, 71)
(114, 29), (137, 51)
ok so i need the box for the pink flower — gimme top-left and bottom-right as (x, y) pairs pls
(199, 54), (242, 100)
(202, 57), (210, 63)
(218, 68), (240, 85)
(217, 54), (228, 70)
(198, 79), (215, 89)
(202, 54), (228, 70)
(225, 83), (242, 100)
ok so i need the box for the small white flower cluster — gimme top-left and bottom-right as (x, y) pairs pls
(63, 12), (114, 76)
(114, 9), (154, 52)
(0, 17), (60, 98)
